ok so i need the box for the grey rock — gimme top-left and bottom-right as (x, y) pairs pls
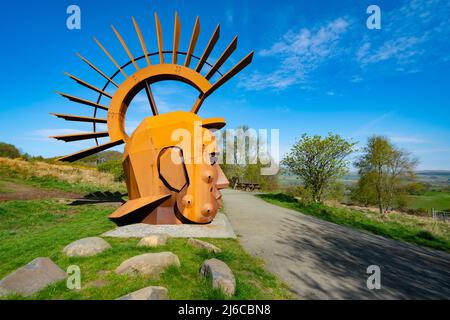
(63, 237), (111, 257)
(117, 286), (168, 300)
(188, 238), (222, 253)
(115, 252), (180, 277)
(0, 257), (66, 297)
(138, 234), (170, 247)
(200, 258), (235, 296)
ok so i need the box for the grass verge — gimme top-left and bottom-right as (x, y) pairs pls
(258, 193), (450, 253)
(0, 200), (292, 300)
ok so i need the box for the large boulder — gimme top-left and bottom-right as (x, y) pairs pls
(117, 286), (168, 300)
(200, 258), (235, 296)
(188, 238), (222, 253)
(138, 234), (170, 247)
(63, 237), (111, 257)
(115, 252), (180, 277)
(0, 257), (66, 297)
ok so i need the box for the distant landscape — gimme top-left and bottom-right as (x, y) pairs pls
(281, 170), (450, 212)
(281, 170), (450, 187)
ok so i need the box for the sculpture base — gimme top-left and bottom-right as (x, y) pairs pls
(102, 213), (236, 239)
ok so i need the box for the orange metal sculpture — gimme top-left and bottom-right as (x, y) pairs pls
(51, 12), (253, 225)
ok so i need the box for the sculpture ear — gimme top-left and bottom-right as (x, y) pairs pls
(157, 147), (189, 192)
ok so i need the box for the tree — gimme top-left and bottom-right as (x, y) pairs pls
(220, 125), (279, 191)
(350, 171), (378, 206)
(282, 133), (356, 202)
(354, 136), (417, 214)
(0, 142), (21, 158)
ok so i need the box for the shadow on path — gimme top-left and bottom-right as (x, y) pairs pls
(223, 189), (450, 299)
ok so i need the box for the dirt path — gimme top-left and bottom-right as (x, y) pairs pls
(0, 180), (80, 201)
(222, 189), (450, 299)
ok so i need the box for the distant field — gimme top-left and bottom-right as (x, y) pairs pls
(407, 191), (450, 211)
(280, 171), (450, 187)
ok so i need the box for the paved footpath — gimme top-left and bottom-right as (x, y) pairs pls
(222, 189), (450, 299)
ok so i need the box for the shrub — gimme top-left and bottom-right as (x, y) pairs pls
(416, 230), (436, 241)
(325, 182), (345, 202)
(402, 182), (428, 195)
(284, 185), (313, 204)
(0, 142), (20, 159)
(97, 159), (125, 182)
(395, 193), (409, 210)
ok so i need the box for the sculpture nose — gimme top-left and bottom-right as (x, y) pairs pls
(202, 170), (215, 183)
(182, 195), (193, 207)
(201, 203), (215, 217)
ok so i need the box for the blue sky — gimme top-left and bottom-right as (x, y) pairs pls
(0, 0), (449, 170)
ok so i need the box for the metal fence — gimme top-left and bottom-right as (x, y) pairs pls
(432, 209), (449, 222)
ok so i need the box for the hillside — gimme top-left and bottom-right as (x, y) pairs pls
(0, 157), (126, 194)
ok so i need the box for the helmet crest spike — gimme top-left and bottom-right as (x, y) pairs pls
(132, 17), (151, 66)
(172, 12), (181, 64)
(184, 16), (200, 67)
(154, 12), (164, 64)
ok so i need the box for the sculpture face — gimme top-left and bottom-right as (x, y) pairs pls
(50, 12), (252, 225)
(108, 111), (229, 225)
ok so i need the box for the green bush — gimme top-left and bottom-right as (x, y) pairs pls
(416, 230), (436, 241)
(97, 159), (125, 182)
(0, 142), (20, 159)
(402, 182), (428, 195)
(284, 185), (313, 204)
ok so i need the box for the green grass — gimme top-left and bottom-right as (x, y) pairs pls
(0, 180), (12, 193)
(0, 200), (292, 300)
(406, 191), (450, 211)
(0, 175), (121, 195)
(258, 193), (450, 253)
(1, 176), (87, 194)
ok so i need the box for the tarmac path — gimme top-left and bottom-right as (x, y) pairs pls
(222, 189), (450, 299)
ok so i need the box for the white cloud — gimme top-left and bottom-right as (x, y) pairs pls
(390, 135), (428, 144)
(239, 0), (450, 91)
(240, 17), (350, 91)
(351, 111), (396, 137)
(356, 0), (450, 70)
(357, 36), (425, 66)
